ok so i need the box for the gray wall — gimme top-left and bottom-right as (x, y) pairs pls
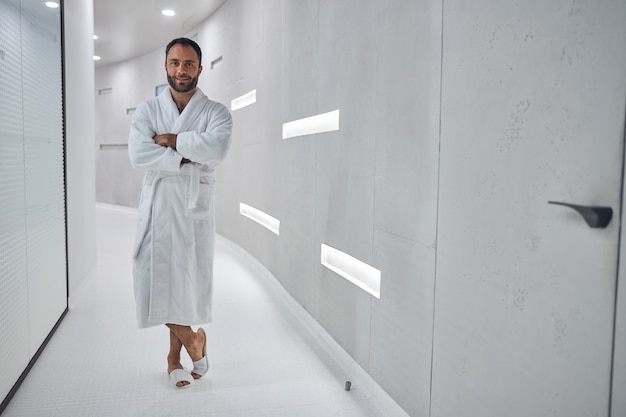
(94, 1), (626, 416)
(96, 2), (438, 414)
(217, 3), (441, 415)
(433, 1), (626, 416)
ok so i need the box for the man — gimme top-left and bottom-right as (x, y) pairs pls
(128, 38), (232, 388)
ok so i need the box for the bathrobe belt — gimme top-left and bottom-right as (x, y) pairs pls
(187, 163), (200, 209)
(153, 163), (204, 208)
(132, 163), (209, 260)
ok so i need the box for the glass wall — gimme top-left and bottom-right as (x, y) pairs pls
(0, 0), (67, 407)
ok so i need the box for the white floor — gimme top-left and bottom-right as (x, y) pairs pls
(2, 204), (407, 417)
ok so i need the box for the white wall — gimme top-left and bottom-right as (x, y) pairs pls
(93, 1), (626, 416)
(94, 52), (162, 206)
(95, 2), (438, 414)
(64, 0), (97, 296)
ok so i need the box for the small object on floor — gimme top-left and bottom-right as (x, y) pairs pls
(345, 381), (352, 391)
(169, 368), (193, 389)
(192, 327), (209, 378)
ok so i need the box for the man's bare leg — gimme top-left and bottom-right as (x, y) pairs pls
(167, 327), (190, 387)
(166, 324), (206, 379)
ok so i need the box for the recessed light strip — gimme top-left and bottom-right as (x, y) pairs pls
(231, 89), (257, 111)
(321, 243), (381, 298)
(240, 203), (280, 235)
(282, 109), (340, 139)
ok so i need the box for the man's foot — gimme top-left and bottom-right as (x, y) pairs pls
(191, 328), (208, 379)
(168, 357), (191, 388)
(168, 368), (193, 388)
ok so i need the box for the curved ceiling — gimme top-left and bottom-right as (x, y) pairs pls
(93, 0), (227, 67)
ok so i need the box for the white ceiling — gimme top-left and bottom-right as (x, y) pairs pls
(93, 0), (227, 67)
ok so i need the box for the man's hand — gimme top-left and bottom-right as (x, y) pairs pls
(153, 133), (177, 149)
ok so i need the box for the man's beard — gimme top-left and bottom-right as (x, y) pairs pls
(167, 74), (198, 93)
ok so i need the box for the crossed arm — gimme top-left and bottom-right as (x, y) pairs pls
(129, 102), (232, 171)
(153, 134), (190, 164)
(153, 133), (177, 148)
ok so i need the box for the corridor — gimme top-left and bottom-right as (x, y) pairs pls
(1, 204), (406, 417)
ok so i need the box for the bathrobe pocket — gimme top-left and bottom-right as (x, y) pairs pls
(185, 179), (213, 220)
(133, 182), (154, 258)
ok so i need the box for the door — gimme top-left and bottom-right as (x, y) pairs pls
(432, 1), (626, 416)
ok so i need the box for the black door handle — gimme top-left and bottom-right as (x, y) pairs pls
(548, 201), (613, 228)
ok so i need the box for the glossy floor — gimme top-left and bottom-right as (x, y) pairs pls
(2, 204), (407, 417)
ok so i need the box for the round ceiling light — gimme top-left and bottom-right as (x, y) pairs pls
(161, 9), (175, 17)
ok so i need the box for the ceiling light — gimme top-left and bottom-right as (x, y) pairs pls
(93, 35), (98, 40)
(93, 56), (101, 61)
(161, 9), (175, 17)
(45, 2), (59, 8)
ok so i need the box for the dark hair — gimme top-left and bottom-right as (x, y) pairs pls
(165, 38), (202, 66)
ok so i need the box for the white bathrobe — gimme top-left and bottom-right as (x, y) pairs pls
(128, 88), (232, 328)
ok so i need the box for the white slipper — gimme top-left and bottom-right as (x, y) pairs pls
(192, 327), (209, 378)
(169, 368), (193, 388)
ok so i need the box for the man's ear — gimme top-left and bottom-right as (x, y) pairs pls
(198, 65), (203, 76)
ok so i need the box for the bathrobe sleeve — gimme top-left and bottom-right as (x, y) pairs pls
(175, 102), (233, 167)
(128, 101), (183, 172)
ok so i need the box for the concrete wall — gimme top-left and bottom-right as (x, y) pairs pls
(432, 1), (626, 416)
(96, 2), (439, 415)
(94, 1), (626, 416)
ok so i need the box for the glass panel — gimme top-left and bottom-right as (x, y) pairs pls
(0, 0), (29, 401)
(0, 0), (66, 402)
(20, 0), (67, 354)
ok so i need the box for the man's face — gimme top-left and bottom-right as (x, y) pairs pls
(165, 44), (203, 93)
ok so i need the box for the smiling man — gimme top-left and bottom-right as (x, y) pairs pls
(128, 38), (233, 388)
(166, 41), (201, 95)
